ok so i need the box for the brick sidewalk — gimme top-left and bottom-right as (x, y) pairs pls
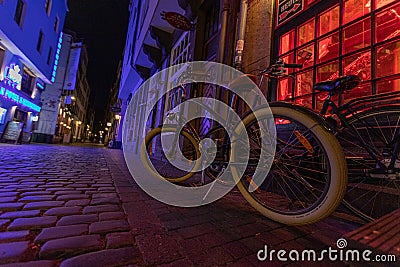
(0, 144), (360, 266)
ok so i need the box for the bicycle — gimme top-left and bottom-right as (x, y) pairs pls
(304, 77), (400, 222)
(143, 60), (348, 225)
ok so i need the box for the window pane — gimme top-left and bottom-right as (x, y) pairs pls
(343, 0), (371, 24)
(376, 77), (400, 94)
(343, 51), (372, 80)
(297, 19), (315, 47)
(280, 30), (295, 54)
(317, 32), (339, 63)
(319, 5), (339, 36)
(376, 0), (397, 9)
(376, 40), (400, 78)
(277, 78), (293, 101)
(375, 3), (400, 43)
(295, 70), (313, 108)
(297, 44), (314, 68)
(343, 82), (371, 102)
(281, 52), (295, 73)
(316, 61), (339, 82)
(343, 18), (371, 55)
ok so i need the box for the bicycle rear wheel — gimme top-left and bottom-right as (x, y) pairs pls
(235, 105), (347, 225)
(336, 106), (400, 221)
(143, 127), (201, 183)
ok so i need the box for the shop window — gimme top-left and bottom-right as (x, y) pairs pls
(21, 67), (34, 95)
(343, 0), (371, 25)
(376, 0), (397, 9)
(343, 51), (372, 80)
(376, 77), (400, 93)
(343, 18), (371, 55)
(280, 30), (295, 55)
(316, 61), (339, 82)
(14, 109), (27, 123)
(0, 107), (6, 124)
(277, 78), (293, 101)
(343, 82), (371, 102)
(14, 0), (25, 27)
(319, 5), (339, 36)
(295, 70), (313, 107)
(376, 39), (400, 78)
(317, 32), (339, 63)
(297, 44), (314, 68)
(375, 3), (400, 43)
(281, 53), (295, 73)
(297, 19), (315, 47)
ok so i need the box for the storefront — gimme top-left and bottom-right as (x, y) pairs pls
(0, 57), (42, 142)
(272, 0), (400, 109)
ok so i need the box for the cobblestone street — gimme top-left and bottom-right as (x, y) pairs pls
(0, 143), (360, 266)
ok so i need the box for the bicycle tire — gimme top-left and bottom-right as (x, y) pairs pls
(234, 105), (348, 225)
(143, 127), (201, 183)
(336, 106), (400, 221)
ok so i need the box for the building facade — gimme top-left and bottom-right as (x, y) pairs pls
(0, 0), (68, 141)
(118, 0), (400, 149)
(272, 0), (400, 110)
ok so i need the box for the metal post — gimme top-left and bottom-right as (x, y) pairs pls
(218, 0), (230, 63)
(234, 0), (248, 71)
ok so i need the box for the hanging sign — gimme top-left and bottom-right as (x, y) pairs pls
(277, 0), (303, 26)
(161, 11), (192, 31)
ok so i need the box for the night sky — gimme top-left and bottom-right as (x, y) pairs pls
(64, 0), (130, 132)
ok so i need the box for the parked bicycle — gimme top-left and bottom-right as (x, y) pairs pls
(143, 60), (348, 225)
(309, 77), (400, 222)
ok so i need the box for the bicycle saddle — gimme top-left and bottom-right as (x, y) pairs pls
(229, 74), (258, 91)
(313, 75), (361, 93)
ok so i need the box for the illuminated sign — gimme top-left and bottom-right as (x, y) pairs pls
(277, 0), (303, 26)
(0, 86), (41, 112)
(52, 32), (63, 83)
(3, 63), (22, 89)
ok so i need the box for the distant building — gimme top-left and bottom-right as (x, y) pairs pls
(0, 0), (68, 141)
(36, 31), (91, 143)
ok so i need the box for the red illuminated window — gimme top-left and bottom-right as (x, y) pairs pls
(376, 3), (400, 43)
(280, 30), (295, 54)
(281, 53), (295, 73)
(316, 61), (339, 82)
(297, 19), (315, 46)
(295, 70), (313, 107)
(343, 18), (371, 55)
(376, 0), (397, 9)
(376, 40), (400, 78)
(278, 78), (293, 101)
(319, 5), (339, 36)
(343, 82), (371, 102)
(343, 0), (371, 25)
(317, 32), (339, 63)
(343, 51), (372, 80)
(376, 77), (400, 93)
(297, 44), (314, 68)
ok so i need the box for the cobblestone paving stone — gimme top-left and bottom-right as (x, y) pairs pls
(0, 144), (361, 266)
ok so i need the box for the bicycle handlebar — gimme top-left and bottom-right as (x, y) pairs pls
(283, 63), (303, 68)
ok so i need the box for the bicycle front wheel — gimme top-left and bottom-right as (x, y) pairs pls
(143, 127), (201, 183)
(337, 106), (400, 221)
(235, 105), (348, 225)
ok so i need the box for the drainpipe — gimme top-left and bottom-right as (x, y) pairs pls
(218, 0), (230, 63)
(234, 0), (248, 71)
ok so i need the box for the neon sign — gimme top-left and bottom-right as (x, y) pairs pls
(0, 86), (41, 112)
(3, 63), (22, 89)
(52, 32), (63, 83)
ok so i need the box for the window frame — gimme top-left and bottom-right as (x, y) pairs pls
(14, 0), (25, 27)
(37, 31), (44, 53)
